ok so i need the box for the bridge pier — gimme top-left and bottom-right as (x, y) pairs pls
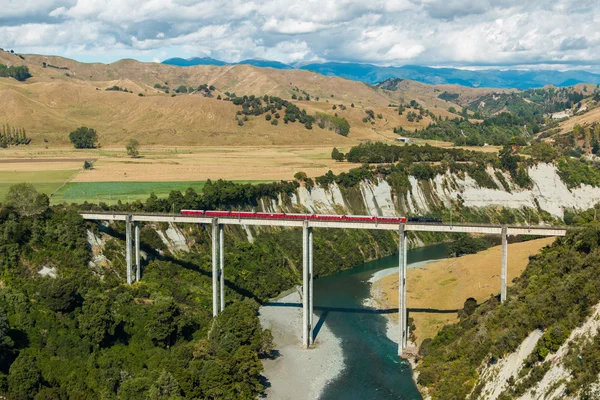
(501, 226), (508, 303)
(302, 221), (313, 348)
(398, 224), (407, 356)
(309, 226), (314, 344)
(219, 224), (225, 312)
(212, 219), (219, 317)
(126, 215), (133, 285)
(134, 221), (141, 282)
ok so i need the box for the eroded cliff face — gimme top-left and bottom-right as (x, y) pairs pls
(473, 303), (600, 400)
(275, 163), (600, 220)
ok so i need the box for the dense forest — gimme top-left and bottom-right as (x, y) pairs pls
(0, 182), (399, 398)
(418, 213), (600, 399)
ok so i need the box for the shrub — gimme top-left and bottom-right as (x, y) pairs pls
(69, 126), (98, 149)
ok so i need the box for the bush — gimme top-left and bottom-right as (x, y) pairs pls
(126, 139), (140, 158)
(4, 183), (49, 216)
(69, 126), (98, 149)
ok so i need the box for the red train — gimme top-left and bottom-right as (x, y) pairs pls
(180, 210), (407, 224)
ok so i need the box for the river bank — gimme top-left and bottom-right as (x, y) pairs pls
(259, 290), (344, 399)
(370, 237), (556, 347)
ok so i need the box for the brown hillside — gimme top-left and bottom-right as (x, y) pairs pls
(0, 50), (464, 146)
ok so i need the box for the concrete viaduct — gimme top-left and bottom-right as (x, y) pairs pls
(79, 211), (567, 356)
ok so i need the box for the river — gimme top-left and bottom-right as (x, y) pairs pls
(316, 243), (449, 399)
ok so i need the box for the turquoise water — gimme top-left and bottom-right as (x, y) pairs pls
(316, 244), (449, 399)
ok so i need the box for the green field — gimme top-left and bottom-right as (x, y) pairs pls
(50, 180), (273, 205)
(0, 170), (78, 202)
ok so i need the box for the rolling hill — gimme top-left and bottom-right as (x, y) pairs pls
(0, 50), (467, 147)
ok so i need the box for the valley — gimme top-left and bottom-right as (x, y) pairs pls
(2, 47), (600, 400)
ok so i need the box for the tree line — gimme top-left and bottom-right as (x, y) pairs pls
(0, 124), (30, 148)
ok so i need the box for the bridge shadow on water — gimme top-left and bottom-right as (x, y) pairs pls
(263, 301), (459, 341)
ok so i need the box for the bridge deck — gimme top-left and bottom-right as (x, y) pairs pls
(79, 211), (567, 236)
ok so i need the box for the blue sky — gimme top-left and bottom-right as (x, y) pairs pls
(1, 0), (599, 71)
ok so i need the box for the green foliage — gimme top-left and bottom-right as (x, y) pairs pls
(331, 147), (345, 161)
(398, 112), (535, 146)
(0, 64), (31, 81)
(315, 113), (350, 136)
(146, 296), (179, 347)
(557, 158), (600, 188)
(39, 278), (80, 312)
(4, 183), (49, 216)
(0, 124), (30, 147)
(78, 295), (116, 345)
(529, 142), (557, 163)
(126, 138), (140, 158)
(0, 309), (13, 371)
(8, 353), (42, 399)
(447, 234), (491, 257)
(418, 225), (600, 399)
(69, 126), (98, 149)
(438, 91), (459, 102)
(0, 206), (277, 399)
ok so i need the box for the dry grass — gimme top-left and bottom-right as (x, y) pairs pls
(0, 50), (473, 148)
(0, 145), (359, 182)
(373, 237), (556, 346)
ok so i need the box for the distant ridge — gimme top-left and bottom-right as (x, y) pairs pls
(162, 57), (227, 67)
(161, 57), (600, 89)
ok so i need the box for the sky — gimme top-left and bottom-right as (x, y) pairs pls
(1, 0), (599, 70)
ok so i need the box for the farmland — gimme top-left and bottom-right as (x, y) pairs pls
(0, 145), (359, 204)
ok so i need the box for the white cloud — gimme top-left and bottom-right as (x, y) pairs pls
(1, 0), (599, 70)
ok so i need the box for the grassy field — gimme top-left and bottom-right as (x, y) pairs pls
(50, 180), (273, 205)
(0, 170), (78, 202)
(372, 237), (556, 346)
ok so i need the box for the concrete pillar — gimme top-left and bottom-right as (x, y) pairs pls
(134, 222), (141, 282)
(501, 226), (508, 303)
(302, 221), (309, 348)
(402, 229), (408, 349)
(308, 227), (314, 344)
(126, 216), (132, 285)
(212, 219), (219, 317)
(219, 224), (225, 312)
(398, 224), (406, 356)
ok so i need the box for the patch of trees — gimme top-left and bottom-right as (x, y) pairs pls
(69, 126), (98, 149)
(291, 86), (311, 101)
(154, 83), (169, 93)
(447, 234), (491, 257)
(437, 91), (459, 102)
(0, 124), (30, 148)
(42, 62), (68, 70)
(394, 111), (538, 146)
(105, 85), (133, 93)
(0, 64), (31, 81)
(418, 224), (600, 399)
(334, 142), (536, 189)
(315, 113), (350, 136)
(557, 158), (600, 189)
(229, 94), (350, 134)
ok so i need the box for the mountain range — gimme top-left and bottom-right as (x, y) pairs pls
(162, 57), (600, 89)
